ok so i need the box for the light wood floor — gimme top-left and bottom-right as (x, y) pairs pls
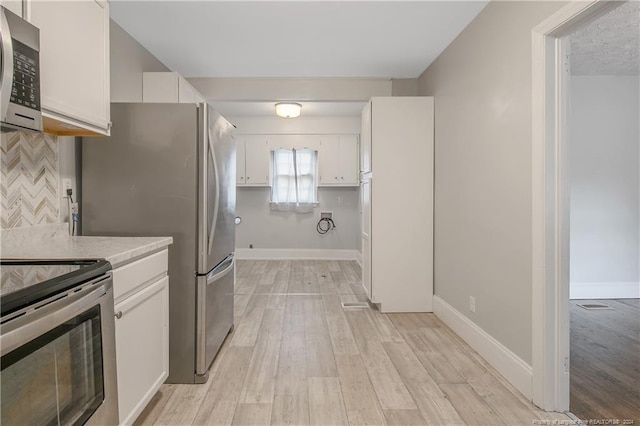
(570, 299), (640, 423)
(135, 260), (570, 426)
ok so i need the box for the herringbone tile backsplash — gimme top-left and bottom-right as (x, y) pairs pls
(1, 130), (59, 229)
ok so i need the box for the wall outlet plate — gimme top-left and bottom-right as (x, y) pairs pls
(321, 212), (333, 219)
(62, 179), (72, 197)
(469, 296), (476, 313)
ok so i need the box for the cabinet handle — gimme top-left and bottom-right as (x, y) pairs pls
(115, 311), (123, 319)
(247, 176), (250, 180)
(334, 176), (338, 180)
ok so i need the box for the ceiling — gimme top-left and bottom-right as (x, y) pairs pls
(570, 1), (640, 75)
(110, 1), (488, 79)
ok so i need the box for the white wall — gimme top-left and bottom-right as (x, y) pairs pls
(231, 117), (360, 135)
(569, 76), (640, 299)
(417, 0), (567, 367)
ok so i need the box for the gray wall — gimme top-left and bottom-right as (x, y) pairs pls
(110, 20), (170, 102)
(570, 76), (640, 289)
(188, 77), (391, 101)
(418, 1), (566, 365)
(236, 187), (359, 250)
(391, 78), (419, 96)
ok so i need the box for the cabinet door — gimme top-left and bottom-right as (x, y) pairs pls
(361, 178), (372, 300)
(244, 135), (270, 186)
(177, 74), (204, 103)
(2, 0), (23, 17)
(360, 102), (372, 173)
(319, 135), (340, 185)
(339, 135), (359, 185)
(142, 72), (204, 104)
(115, 276), (169, 425)
(29, 0), (110, 135)
(236, 137), (246, 186)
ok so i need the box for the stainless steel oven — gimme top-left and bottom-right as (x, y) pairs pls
(0, 260), (118, 425)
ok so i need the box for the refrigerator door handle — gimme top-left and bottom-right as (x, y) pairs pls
(207, 254), (234, 284)
(195, 253), (234, 377)
(207, 127), (220, 256)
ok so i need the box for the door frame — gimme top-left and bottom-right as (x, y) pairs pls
(530, 0), (624, 411)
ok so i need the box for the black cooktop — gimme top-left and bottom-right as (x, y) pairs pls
(0, 259), (111, 317)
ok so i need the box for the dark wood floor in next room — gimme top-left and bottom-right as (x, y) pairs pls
(570, 298), (640, 423)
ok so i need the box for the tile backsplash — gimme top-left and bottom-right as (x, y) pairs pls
(0, 130), (59, 229)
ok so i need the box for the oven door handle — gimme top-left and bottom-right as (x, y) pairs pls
(0, 276), (113, 356)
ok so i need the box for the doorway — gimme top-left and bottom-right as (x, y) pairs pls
(531, 0), (640, 418)
(567, 4), (640, 419)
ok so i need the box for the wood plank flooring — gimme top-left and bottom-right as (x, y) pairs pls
(135, 260), (571, 426)
(570, 299), (640, 423)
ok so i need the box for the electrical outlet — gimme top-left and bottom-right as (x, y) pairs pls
(337, 196), (344, 204)
(62, 179), (72, 197)
(469, 296), (476, 313)
(321, 212), (333, 220)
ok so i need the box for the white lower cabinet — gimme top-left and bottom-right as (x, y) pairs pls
(113, 250), (169, 425)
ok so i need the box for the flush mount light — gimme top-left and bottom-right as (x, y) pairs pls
(275, 102), (302, 118)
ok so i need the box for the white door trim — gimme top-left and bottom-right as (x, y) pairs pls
(531, 0), (624, 411)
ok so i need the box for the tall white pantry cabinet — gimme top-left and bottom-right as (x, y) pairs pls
(360, 97), (434, 313)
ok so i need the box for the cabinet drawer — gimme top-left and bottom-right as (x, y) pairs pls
(112, 249), (168, 303)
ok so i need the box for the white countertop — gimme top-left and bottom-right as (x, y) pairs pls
(1, 223), (173, 268)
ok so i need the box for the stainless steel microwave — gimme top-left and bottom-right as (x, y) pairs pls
(0, 6), (42, 132)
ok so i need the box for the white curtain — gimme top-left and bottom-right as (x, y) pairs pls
(270, 148), (319, 213)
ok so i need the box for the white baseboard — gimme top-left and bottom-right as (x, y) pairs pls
(355, 250), (362, 267)
(570, 282), (640, 299)
(433, 295), (533, 400)
(235, 248), (359, 261)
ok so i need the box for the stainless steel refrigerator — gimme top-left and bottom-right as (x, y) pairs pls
(82, 103), (235, 384)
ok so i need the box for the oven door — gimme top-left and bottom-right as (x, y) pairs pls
(0, 276), (118, 425)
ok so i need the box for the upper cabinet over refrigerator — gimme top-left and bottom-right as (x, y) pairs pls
(26, 0), (110, 136)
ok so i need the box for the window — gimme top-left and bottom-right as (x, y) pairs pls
(270, 148), (319, 212)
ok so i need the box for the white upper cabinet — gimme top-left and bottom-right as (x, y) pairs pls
(2, 0), (23, 17)
(240, 135), (270, 186)
(28, 0), (111, 136)
(236, 137), (247, 185)
(142, 72), (205, 104)
(319, 134), (358, 186)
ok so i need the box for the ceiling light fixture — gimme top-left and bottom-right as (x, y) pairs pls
(275, 102), (302, 118)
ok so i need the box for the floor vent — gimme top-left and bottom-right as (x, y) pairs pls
(577, 303), (612, 310)
(341, 302), (370, 309)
